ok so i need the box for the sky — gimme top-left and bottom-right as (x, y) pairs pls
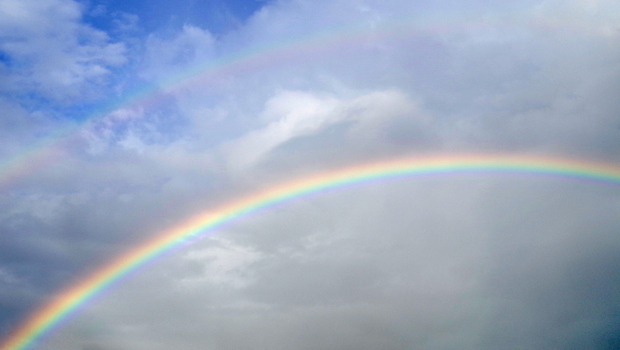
(1, 0), (620, 349)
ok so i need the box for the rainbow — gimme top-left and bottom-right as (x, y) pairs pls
(2, 154), (620, 350)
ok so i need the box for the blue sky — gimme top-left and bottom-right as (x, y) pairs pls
(82, 0), (267, 35)
(1, 0), (620, 349)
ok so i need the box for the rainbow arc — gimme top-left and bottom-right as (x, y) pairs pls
(2, 154), (620, 350)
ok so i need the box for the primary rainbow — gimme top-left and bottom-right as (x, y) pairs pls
(2, 153), (620, 350)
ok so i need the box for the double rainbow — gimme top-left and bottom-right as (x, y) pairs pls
(2, 154), (620, 350)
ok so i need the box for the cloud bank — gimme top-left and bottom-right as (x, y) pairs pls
(1, 0), (620, 349)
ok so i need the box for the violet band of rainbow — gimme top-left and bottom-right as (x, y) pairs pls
(2, 154), (620, 350)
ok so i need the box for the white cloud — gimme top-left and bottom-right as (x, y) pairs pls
(140, 25), (216, 82)
(112, 12), (140, 33)
(223, 89), (423, 171)
(223, 90), (341, 170)
(0, 0), (127, 101)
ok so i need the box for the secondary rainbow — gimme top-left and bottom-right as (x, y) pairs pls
(0, 9), (586, 189)
(0, 16), (422, 187)
(2, 154), (620, 350)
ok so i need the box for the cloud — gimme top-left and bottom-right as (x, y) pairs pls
(2, 0), (620, 349)
(139, 25), (216, 82)
(223, 90), (341, 170)
(0, 97), (58, 158)
(0, 0), (127, 101)
(222, 89), (432, 172)
(38, 178), (620, 350)
(177, 237), (263, 289)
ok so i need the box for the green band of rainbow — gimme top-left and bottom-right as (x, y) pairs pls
(2, 154), (620, 350)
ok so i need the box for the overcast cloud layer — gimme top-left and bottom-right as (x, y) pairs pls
(1, 0), (620, 349)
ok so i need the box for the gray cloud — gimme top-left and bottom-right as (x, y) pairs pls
(1, 0), (620, 349)
(37, 179), (620, 350)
